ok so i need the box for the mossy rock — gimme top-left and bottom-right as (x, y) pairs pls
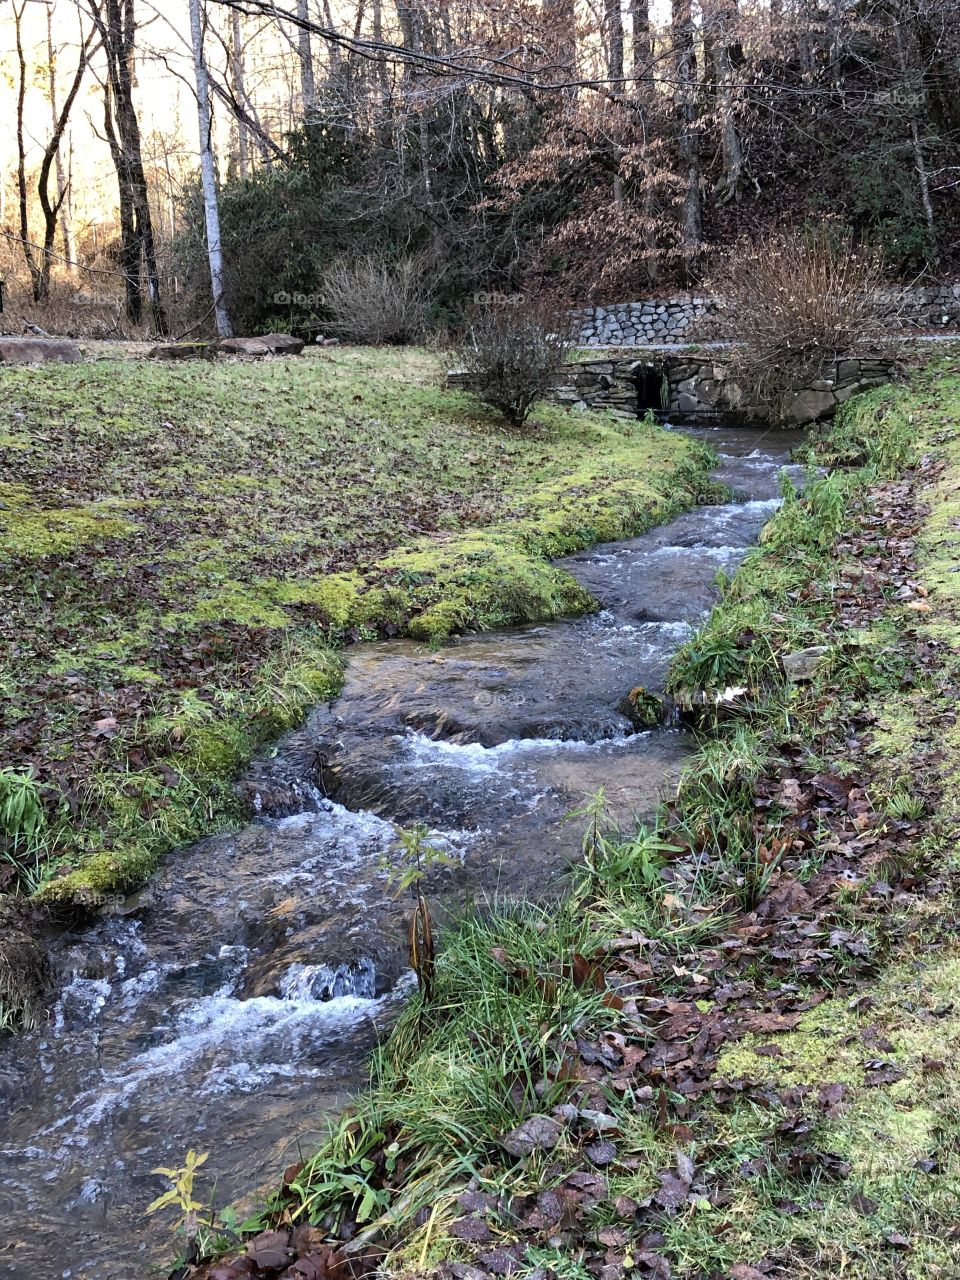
(619, 685), (666, 729)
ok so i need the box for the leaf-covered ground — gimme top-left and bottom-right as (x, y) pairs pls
(0, 346), (707, 932)
(180, 360), (960, 1280)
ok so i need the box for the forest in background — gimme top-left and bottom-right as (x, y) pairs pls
(2, 0), (960, 339)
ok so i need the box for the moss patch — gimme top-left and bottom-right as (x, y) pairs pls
(710, 949), (960, 1278)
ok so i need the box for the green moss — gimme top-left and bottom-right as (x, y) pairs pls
(269, 572), (363, 628)
(36, 634), (343, 908)
(709, 948), (960, 1277)
(174, 581), (293, 629)
(0, 483), (136, 557)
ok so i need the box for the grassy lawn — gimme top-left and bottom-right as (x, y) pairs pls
(0, 346), (709, 939)
(185, 361), (960, 1279)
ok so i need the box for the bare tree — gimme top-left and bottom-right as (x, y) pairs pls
(188, 0), (234, 336)
(229, 7), (251, 175)
(87, 0), (167, 331)
(296, 0), (316, 113)
(46, 5), (76, 269)
(630, 0), (650, 71)
(13, 2), (40, 299)
(605, 0), (624, 84)
(671, 0), (702, 274)
(703, 0), (746, 204)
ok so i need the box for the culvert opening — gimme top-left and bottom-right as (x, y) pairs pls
(635, 363), (666, 418)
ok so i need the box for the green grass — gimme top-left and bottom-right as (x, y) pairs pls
(197, 363), (960, 1278)
(0, 346), (711, 926)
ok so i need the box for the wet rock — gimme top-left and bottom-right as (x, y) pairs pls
(619, 686), (665, 729)
(0, 337), (82, 364)
(783, 388), (837, 425)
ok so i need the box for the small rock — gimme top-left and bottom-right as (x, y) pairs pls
(500, 1114), (563, 1157)
(781, 646), (830, 682)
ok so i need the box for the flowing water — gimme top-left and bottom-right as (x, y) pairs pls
(0, 425), (804, 1279)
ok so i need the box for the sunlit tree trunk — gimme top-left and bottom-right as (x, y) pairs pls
(13, 2), (43, 301)
(297, 0), (317, 114)
(88, 0), (167, 332)
(189, 0), (234, 336)
(606, 0), (624, 84)
(230, 9), (250, 177)
(46, 6), (75, 270)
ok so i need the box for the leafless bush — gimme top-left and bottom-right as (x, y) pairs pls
(319, 252), (433, 344)
(711, 230), (896, 409)
(457, 303), (572, 425)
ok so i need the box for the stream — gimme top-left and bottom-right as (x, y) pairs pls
(0, 425), (804, 1279)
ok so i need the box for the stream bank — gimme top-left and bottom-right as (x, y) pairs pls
(0, 426), (801, 1279)
(183, 370), (960, 1280)
(1, 352), (708, 940)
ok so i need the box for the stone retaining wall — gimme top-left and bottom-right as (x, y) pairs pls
(572, 284), (960, 347)
(572, 298), (715, 346)
(449, 353), (895, 426)
(550, 355), (895, 426)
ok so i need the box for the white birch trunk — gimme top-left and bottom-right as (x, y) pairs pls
(189, 0), (234, 337)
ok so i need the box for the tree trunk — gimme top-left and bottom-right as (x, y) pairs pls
(46, 6), (75, 270)
(893, 2), (937, 259)
(14, 3), (43, 302)
(630, 0), (650, 76)
(543, 0), (577, 87)
(296, 0), (317, 115)
(36, 25), (93, 300)
(189, 0), (234, 336)
(606, 0), (624, 84)
(230, 9), (250, 177)
(672, 0), (702, 276)
(704, 0), (745, 204)
(397, 2), (433, 202)
(88, 0), (167, 332)
(372, 0), (389, 97)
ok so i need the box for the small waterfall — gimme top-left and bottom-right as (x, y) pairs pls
(279, 958), (378, 1002)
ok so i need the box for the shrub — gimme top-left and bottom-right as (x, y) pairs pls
(710, 229), (896, 411)
(318, 252), (435, 344)
(457, 303), (571, 425)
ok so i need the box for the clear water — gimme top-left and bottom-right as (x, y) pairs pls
(0, 426), (804, 1279)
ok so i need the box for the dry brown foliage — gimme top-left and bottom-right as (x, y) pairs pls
(710, 230), (898, 408)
